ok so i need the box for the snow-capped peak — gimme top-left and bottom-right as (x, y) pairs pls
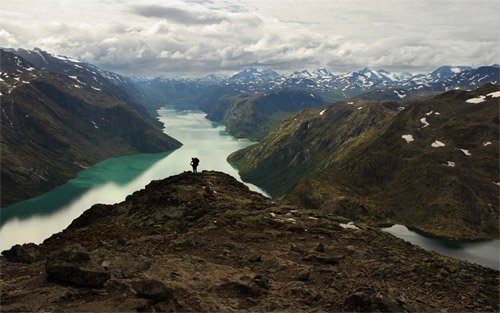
(289, 70), (312, 79)
(51, 53), (82, 63)
(230, 67), (280, 81)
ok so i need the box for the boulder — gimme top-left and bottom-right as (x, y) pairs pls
(59, 244), (90, 262)
(2, 243), (43, 263)
(343, 288), (406, 312)
(46, 261), (110, 287)
(132, 279), (175, 301)
(218, 281), (263, 297)
(252, 275), (270, 290)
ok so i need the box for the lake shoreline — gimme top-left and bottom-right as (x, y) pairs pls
(382, 224), (499, 270)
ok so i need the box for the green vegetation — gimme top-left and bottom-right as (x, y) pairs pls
(204, 89), (326, 140)
(0, 51), (181, 207)
(229, 84), (499, 239)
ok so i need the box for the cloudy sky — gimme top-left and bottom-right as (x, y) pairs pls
(1, 0), (498, 76)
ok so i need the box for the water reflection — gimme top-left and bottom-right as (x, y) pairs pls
(1, 152), (171, 225)
(0, 107), (268, 251)
(382, 224), (499, 270)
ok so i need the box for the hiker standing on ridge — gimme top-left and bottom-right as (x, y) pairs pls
(190, 157), (200, 173)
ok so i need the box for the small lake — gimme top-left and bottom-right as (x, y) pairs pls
(382, 224), (499, 270)
(0, 107), (267, 251)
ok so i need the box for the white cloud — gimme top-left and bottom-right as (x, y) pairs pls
(0, 0), (498, 76)
(0, 29), (19, 47)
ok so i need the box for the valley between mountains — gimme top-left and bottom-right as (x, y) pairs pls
(0, 47), (498, 312)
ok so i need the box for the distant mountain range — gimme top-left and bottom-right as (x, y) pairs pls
(132, 64), (498, 142)
(134, 64), (499, 105)
(0, 48), (181, 206)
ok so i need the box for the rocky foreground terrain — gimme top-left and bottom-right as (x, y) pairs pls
(1, 171), (498, 312)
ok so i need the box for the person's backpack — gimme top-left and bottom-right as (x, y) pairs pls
(193, 158), (199, 166)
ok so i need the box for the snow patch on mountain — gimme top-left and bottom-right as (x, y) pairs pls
(340, 222), (359, 230)
(457, 148), (471, 156)
(401, 134), (414, 143)
(420, 117), (430, 128)
(431, 140), (445, 147)
(487, 91), (500, 98)
(52, 53), (81, 63)
(466, 96), (485, 104)
(394, 90), (406, 98)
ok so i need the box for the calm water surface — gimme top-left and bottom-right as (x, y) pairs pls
(0, 107), (267, 251)
(382, 224), (499, 270)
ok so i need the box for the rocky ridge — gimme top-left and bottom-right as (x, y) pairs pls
(1, 171), (498, 312)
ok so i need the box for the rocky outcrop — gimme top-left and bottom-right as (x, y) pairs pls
(0, 171), (498, 312)
(1, 243), (42, 263)
(46, 262), (111, 287)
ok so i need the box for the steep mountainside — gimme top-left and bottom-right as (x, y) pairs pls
(229, 84), (499, 239)
(0, 49), (181, 206)
(1, 171), (498, 312)
(203, 89), (325, 140)
(8, 48), (161, 126)
(229, 99), (397, 193)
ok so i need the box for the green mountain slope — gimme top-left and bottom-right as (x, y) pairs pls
(229, 84), (499, 239)
(203, 89), (325, 140)
(229, 99), (397, 195)
(0, 50), (181, 206)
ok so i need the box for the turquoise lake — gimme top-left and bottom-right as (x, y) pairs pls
(0, 107), (267, 251)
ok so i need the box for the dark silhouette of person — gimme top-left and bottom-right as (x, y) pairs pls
(190, 157), (200, 173)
